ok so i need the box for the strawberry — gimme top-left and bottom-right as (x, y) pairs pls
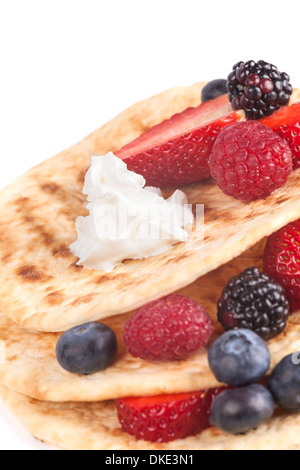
(263, 219), (300, 313)
(115, 387), (227, 443)
(261, 103), (300, 170)
(115, 94), (244, 187)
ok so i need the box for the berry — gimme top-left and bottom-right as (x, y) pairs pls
(263, 219), (300, 313)
(208, 329), (270, 387)
(123, 294), (214, 361)
(227, 60), (293, 119)
(56, 322), (118, 375)
(201, 79), (228, 102)
(209, 121), (293, 201)
(268, 354), (300, 411)
(115, 94), (243, 187)
(210, 385), (274, 435)
(261, 102), (300, 169)
(116, 387), (226, 443)
(217, 267), (290, 340)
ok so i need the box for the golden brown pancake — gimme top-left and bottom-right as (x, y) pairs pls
(0, 83), (299, 332)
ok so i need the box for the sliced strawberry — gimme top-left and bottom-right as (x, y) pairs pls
(115, 94), (244, 187)
(263, 218), (300, 313)
(115, 387), (227, 443)
(261, 103), (300, 170)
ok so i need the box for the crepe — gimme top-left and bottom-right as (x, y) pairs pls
(0, 240), (300, 405)
(1, 82), (300, 450)
(0, 83), (300, 332)
(1, 384), (300, 450)
(0, 243), (261, 403)
(1, 240), (300, 450)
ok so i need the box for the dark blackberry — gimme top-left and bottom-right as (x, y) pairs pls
(227, 60), (293, 120)
(217, 267), (290, 340)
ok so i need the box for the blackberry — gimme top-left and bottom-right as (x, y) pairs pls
(227, 60), (293, 120)
(217, 267), (290, 340)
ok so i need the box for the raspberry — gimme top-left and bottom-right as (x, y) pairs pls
(123, 294), (214, 361)
(263, 219), (300, 312)
(227, 60), (293, 119)
(116, 387), (226, 443)
(209, 121), (293, 201)
(217, 267), (290, 340)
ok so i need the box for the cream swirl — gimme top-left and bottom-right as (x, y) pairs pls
(70, 152), (194, 272)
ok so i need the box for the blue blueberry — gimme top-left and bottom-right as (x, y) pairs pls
(210, 384), (274, 435)
(201, 79), (228, 102)
(56, 322), (118, 375)
(268, 353), (300, 411)
(208, 329), (270, 387)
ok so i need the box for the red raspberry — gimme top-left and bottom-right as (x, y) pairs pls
(123, 294), (214, 361)
(116, 387), (226, 443)
(209, 121), (293, 201)
(263, 219), (300, 313)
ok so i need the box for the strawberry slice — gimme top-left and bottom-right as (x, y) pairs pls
(261, 102), (300, 170)
(115, 387), (227, 443)
(263, 218), (300, 313)
(115, 94), (244, 187)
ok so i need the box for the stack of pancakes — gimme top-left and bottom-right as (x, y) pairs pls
(0, 82), (300, 450)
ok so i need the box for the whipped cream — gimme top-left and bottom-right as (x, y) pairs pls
(70, 152), (194, 272)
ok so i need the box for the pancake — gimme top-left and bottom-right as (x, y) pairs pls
(1, 383), (299, 450)
(0, 82), (300, 450)
(0, 84), (299, 332)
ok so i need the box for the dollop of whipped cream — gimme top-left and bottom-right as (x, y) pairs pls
(70, 152), (194, 272)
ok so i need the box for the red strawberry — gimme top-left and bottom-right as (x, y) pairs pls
(261, 103), (300, 170)
(116, 387), (227, 443)
(115, 94), (244, 187)
(263, 219), (300, 312)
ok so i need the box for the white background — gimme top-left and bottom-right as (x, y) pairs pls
(0, 0), (299, 450)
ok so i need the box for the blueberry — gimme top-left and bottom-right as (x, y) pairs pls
(56, 322), (118, 375)
(201, 79), (228, 102)
(268, 353), (300, 411)
(208, 329), (270, 387)
(210, 384), (274, 435)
